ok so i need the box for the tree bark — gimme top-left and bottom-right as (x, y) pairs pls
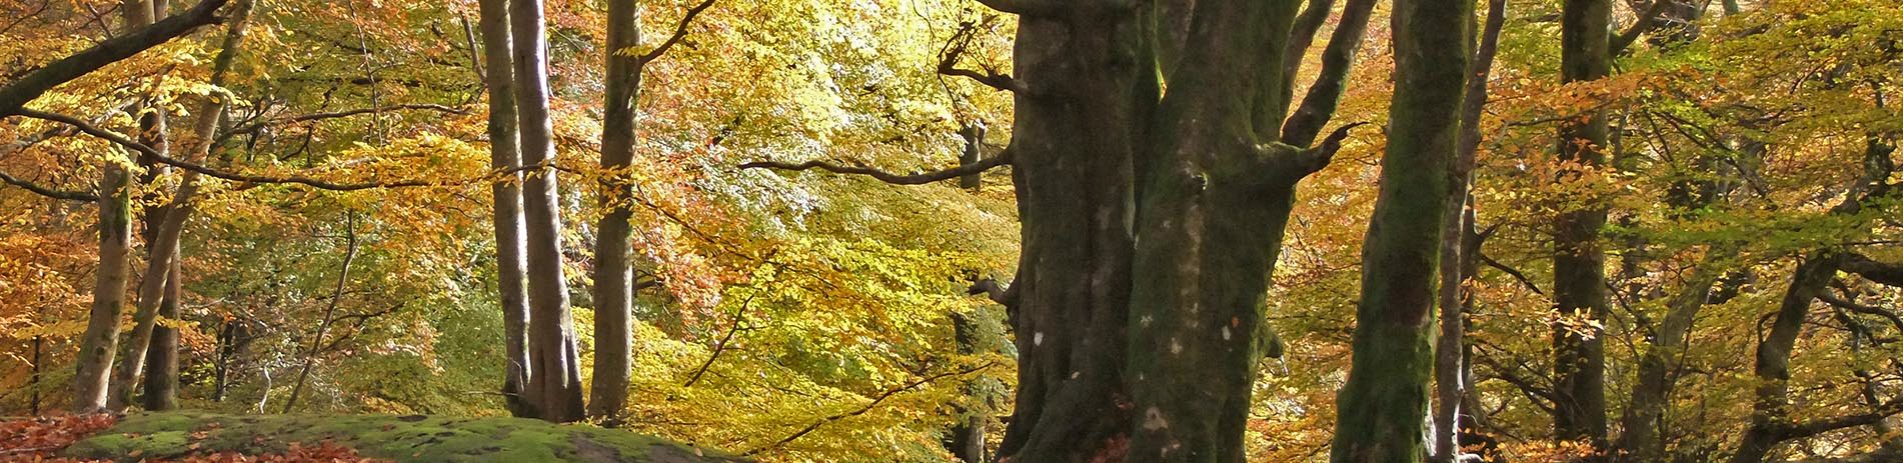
(474, 0), (532, 418)
(1432, 0), (1505, 460)
(105, 0), (252, 411)
(510, 0), (585, 423)
(1552, 0), (1612, 452)
(587, 0), (641, 423)
(958, 122), (985, 191)
(140, 259), (182, 410)
(989, 5), (1147, 461)
(1329, 0), (1470, 461)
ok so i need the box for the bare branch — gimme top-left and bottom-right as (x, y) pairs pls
(636, 0), (719, 65)
(223, 103), (467, 140)
(1293, 121), (1370, 173)
(936, 21), (1025, 93)
(1480, 251), (1548, 296)
(1819, 293), (1903, 334)
(0, 170), (96, 201)
(1611, 0), (1678, 55)
(740, 150), (1013, 185)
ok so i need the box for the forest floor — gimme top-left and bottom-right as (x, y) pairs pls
(0, 411), (745, 462)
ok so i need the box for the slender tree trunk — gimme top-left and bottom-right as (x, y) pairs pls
(1329, 0), (1470, 461)
(945, 311), (987, 463)
(282, 214), (359, 413)
(1432, 1), (1504, 460)
(510, 0), (585, 423)
(1552, 0), (1612, 452)
(106, 0), (251, 411)
(1727, 253), (1839, 463)
(140, 259), (182, 410)
(1614, 250), (1729, 462)
(69, 0), (151, 414)
(958, 122), (985, 191)
(474, 0), (532, 418)
(587, 0), (641, 422)
(31, 335), (44, 414)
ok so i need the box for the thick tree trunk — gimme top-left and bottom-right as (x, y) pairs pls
(1126, 2), (1318, 461)
(991, 6), (1147, 461)
(587, 0), (640, 423)
(509, 0), (585, 423)
(474, 0), (532, 418)
(1330, 0), (1470, 461)
(1552, 0), (1612, 452)
(1432, 1), (1504, 460)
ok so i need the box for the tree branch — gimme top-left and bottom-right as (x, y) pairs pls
(1611, 0), (1677, 55)
(740, 150), (1013, 185)
(222, 103), (467, 140)
(971, 0), (1063, 17)
(0, 170), (96, 201)
(1480, 251), (1547, 295)
(1777, 397), (1903, 441)
(936, 20), (1025, 94)
(636, 0), (719, 65)
(1279, 0), (1378, 146)
(1819, 293), (1903, 334)
(1841, 253), (1903, 287)
(1292, 121), (1369, 173)
(742, 362), (998, 456)
(0, 0), (230, 116)
(16, 108), (440, 191)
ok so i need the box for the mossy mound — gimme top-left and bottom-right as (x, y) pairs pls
(62, 411), (746, 463)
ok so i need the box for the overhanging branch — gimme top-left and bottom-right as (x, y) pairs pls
(16, 108), (442, 191)
(0, 170), (96, 201)
(1841, 253), (1903, 287)
(0, 0), (230, 116)
(740, 150), (1013, 185)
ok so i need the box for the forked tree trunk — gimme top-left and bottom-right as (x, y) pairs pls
(509, 0), (585, 422)
(474, 0), (533, 418)
(1552, 0), (1613, 452)
(587, 0), (641, 422)
(1330, 0), (1470, 461)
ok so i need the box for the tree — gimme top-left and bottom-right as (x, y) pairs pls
(474, 0), (532, 418)
(1551, 0), (1613, 452)
(508, 0), (585, 422)
(1328, 0), (1471, 461)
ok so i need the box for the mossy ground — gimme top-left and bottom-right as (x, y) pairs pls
(61, 411), (746, 463)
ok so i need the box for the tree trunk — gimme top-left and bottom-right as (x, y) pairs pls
(587, 0), (640, 423)
(474, 0), (532, 418)
(510, 0), (585, 423)
(945, 311), (988, 463)
(1552, 0), (1612, 452)
(1330, 0), (1470, 461)
(958, 122), (985, 191)
(990, 6), (1147, 461)
(140, 259), (182, 410)
(1432, 0), (1504, 460)
(69, 0), (159, 414)
(1727, 253), (1839, 463)
(106, 0), (251, 411)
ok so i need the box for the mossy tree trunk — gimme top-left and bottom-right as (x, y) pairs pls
(988, 4), (1148, 460)
(1329, 0), (1470, 461)
(1552, 0), (1612, 453)
(967, 0), (1376, 460)
(474, 0), (533, 418)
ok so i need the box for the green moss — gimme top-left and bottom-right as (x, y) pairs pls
(63, 411), (745, 463)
